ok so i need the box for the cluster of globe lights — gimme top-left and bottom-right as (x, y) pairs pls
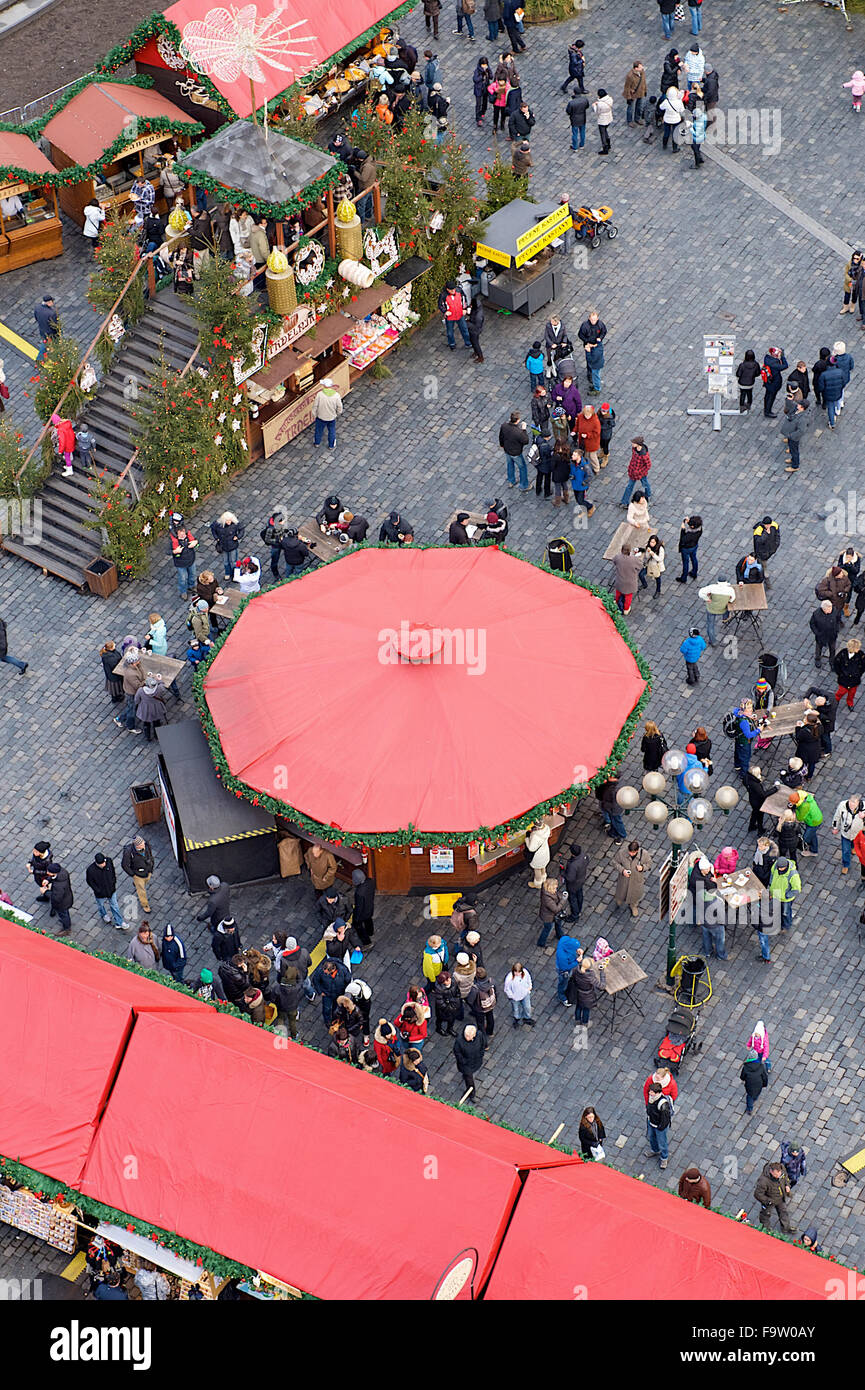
(615, 748), (740, 846)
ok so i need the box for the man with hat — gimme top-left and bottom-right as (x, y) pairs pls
(121, 833), (154, 912)
(196, 874), (231, 931)
(768, 855), (801, 931)
(312, 379), (343, 450)
(379, 511), (414, 545)
(27, 840), (52, 901)
(512, 139), (533, 176)
(352, 868), (376, 947)
(620, 436), (651, 506)
(85, 851), (128, 929)
(448, 512), (473, 545)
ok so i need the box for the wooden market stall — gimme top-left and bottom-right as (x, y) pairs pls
(475, 198), (572, 317)
(41, 81), (202, 229)
(0, 133), (63, 274)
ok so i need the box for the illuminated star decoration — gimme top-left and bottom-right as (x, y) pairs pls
(179, 3), (318, 86)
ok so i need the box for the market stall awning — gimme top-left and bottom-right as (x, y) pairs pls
(80, 1007), (571, 1298)
(0, 131), (58, 182)
(42, 81), (202, 168)
(475, 197), (572, 269)
(484, 1163), (832, 1301)
(0, 916), (204, 1185)
(181, 119), (335, 207)
(160, 0), (405, 119)
(202, 547), (647, 836)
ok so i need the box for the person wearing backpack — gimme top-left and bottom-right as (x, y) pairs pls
(730, 700), (760, 778)
(761, 346), (788, 417)
(454, 0), (475, 40)
(646, 1082), (673, 1168)
(437, 280), (471, 349)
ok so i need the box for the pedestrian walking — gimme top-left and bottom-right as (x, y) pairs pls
(747, 1018), (771, 1066)
(754, 1161), (795, 1233)
(467, 295), (484, 362)
(598, 401), (616, 463)
(473, 55), (491, 122)
(641, 720), (668, 771)
(453, 1022), (486, 1098)
(689, 0), (704, 33)
(676, 514), (702, 582)
(566, 89), (589, 149)
(536, 875), (567, 946)
(780, 1140), (808, 1187)
(423, 0), (441, 37)
(34, 294), (58, 361)
(126, 922), (160, 969)
(196, 874), (230, 931)
(831, 795), (864, 874)
(623, 61), (647, 125)
(503, 961), (534, 1026)
(698, 577), (735, 646)
(614, 839), (652, 918)
(592, 89), (613, 154)
(780, 399), (806, 472)
(563, 842), (589, 922)
(613, 545), (643, 615)
(788, 788), (823, 854)
(578, 310), (607, 391)
(832, 637), (865, 708)
(161, 924), (187, 983)
(740, 1048), (769, 1114)
(121, 834), (154, 912)
(0, 616), (28, 675)
(41, 862), (73, 934)
(310, 955), (351, 1027)
(483, 0), (502, 43)
(646, 1082), (673, 1168)
(503, 0), (526, 52)
(680, 625), (707, 685)
(596, 778), (626, 840)
(75, 423), (96, 470)
(578, 1106), (606, 1160)
(498, 410), (530, 490)
(832, 339), (855, 410)
(620, 436), (651, 505)
(575, 403), (601, 469)
(569, 450), (594, 515)
(768, 854), (801, 930)
(85, 851), (128, 930)
(657, 0), (677, 39)
(687, 99), (707, 166)
(761, 346), (788, 417)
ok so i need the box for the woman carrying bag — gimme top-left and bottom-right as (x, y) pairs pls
(578, 1106), (606, 1160)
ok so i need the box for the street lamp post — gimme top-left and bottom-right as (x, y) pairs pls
(616, 750), (740, 987)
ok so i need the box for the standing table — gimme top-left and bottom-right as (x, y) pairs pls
(725, 582), (767, 640)
(597, 949), (648, 1034)
(297, 517), (351, 562)
(715, 868), (767, 948)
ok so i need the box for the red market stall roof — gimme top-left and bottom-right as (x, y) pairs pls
(144, 0), (406, 119)
(0, 131), (58, 181)
(0, 917), (204, 1186)
(483, 1162), (832, 1301)
(202, 547), (647, 837)
(80, 1007), (571, 1299)
(42, 81), (202, 167)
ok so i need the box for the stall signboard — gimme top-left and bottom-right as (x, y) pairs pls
(119, 132), (173, 159)
(0, 181), (28, 200)
(266, 305), (317, 359)
(232, 321), (269, 386)
(514, 203), (572, 268)
(261, 358), (350, 457)
(474, 241), (511, 268)
(704, 334), (735, 396)
(429, 846), (454, 874)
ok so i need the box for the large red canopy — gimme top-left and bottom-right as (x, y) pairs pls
(148, 0), (403, 119)
(203, 547), (646, 835)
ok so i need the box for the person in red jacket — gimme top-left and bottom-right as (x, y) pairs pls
(575, 404), (602, 473)
(642, 1065), (678, 1105)
(621, 435), (652, 506)
(394, 1000), (428, 1053)
(373, 1018), (399, 1074)
(51, 412), (76, 477)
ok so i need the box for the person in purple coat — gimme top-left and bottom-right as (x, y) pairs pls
(551, 373), (582, 425)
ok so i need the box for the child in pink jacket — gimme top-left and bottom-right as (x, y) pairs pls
(843, 70), (865, 113)
(713, 846), (739, 876)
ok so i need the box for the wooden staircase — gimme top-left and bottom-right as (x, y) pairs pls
(2, 291), (200, 588)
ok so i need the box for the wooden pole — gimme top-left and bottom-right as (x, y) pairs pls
(250, 79), (258, 126)
(325, 187), (336, 259)
(372, 178), (381, 224)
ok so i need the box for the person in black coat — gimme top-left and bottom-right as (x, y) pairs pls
(563, 844), (589, 922)
(641, 723), (667, 771)
(316, 885), (346, 928)
(735, 350), (760, 412)
(352, 868), (375, 945)
(676, 515), (703, 583)
(196, 875), (231, 930)
(804, 687), (836, 754)
(280, 530), (314, 574)
(453, 1023), (486, 1098)
(100, 642), (124, 703)
(566, 958), (603, 1026)
(448, 512), (473, 545)
(85, 852), (125, 928)
(211, 918), (242, 962)
(744, 767), (766, 833)
(508, 101), (535, 142)
(42, 863), (73, 933)
(467, 296), (484, 363)
(762, 348), (788, 417)
(660, 48), (681, 94)
(812, 347), (831, 407)
(379, 511), (413, 545)
(810, 600), (841, 667)
(786, 361), (810, 401)
(433, 969), (463, 1035)
(832, 640), (865, 708)
(740, 1051), (769, 1113)
(218, 955), (248, 1003)
(578, 1106), (606, 1159)
(793, 718), (822, 779)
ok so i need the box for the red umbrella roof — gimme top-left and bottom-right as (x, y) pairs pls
(203, 547), (646, 836)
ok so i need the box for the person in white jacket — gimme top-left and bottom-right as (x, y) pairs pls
(831, 794), (865, 874)
(660, 86), (685, 150)
(682, 43), (705, 90)
(525, 821), (551, 887)
(592, 87), (614, 155)
(697, 576), (736, 646)
(503, 962), (535, 1026)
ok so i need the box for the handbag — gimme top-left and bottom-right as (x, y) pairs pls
(0, 382), (9, 400)
(590, 1143), (606, 1161)
(674, 3), (685, 18)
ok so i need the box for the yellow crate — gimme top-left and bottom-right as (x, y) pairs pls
(429, 893), (461, 918)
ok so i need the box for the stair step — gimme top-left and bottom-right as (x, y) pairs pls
(1, 536), (89, 587)
(43, 474), (98, 504)
(40, 487), (98, 526)
(135, 320), (199, 352)
(36, 513), (100, 554)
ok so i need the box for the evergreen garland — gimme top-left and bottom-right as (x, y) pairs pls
(192, 545), (652, 847)
(180, 156), (343, 222)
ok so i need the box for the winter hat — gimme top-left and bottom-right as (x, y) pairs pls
(682, 1168), (703, 1182)
(94, 852), (107, 865)
(351, 868), (366, 886)
(631, 435), (644, 446)
(456, 951), (470, 965)
(600, 402), (611, 411)
(532, 340), (541, 351)
(196, 599), (209, 611)
(755, 678), (771, 692)
(321, 377), (334, 388)
(775, 857), (789, 872)
(332, 916), (347, 928)
(465, 930), (480, 945)
(285, 936), (298, 950)
(832, 341), (846, 356)
(124, 648), (141, 665)
(323, 926), (337, 941)
(688, 625), (700, 637)
(686, 742), (697, 754)
(206, 875), (221, 889)
(199, 968), (213, 983)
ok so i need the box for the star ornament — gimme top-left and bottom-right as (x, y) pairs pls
(211, 389), (220, 400)
(232, 393), (242, 405)
(179, 4), (319, 86)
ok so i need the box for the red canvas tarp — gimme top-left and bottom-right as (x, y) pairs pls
(484, 1162), (831, 1301)
(81, 1007), (569, 1298)
(153, 0), (403, 119)
(204, 548), (646, 834)
(0, 917), (205, 1184)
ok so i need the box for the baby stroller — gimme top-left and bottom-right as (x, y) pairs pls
(656, 1007), (703, 1074)
(571, 205), (618, 250)
(545, 335), (575, 378)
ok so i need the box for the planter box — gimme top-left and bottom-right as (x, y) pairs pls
(84, 556), (118, 597)
(130, 782), (162, 827)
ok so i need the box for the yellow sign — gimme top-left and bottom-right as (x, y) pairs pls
(514, 221), (568, 268)
(515, 202), (571, 252)
(474, 241), (511, 267)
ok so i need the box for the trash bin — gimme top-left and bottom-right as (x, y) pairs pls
(84, 557), (118, 598)
(130, 782), (162, 827)
(758, 652), (780, 690)
(675, 955), (712, 1009)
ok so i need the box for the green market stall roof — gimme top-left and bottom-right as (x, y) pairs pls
(41, 80), (202, 169)
(198, 545), (650, 846)
(182, 120), (338, 215)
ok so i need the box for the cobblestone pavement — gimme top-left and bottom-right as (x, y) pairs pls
(2, 0), (865, 1271)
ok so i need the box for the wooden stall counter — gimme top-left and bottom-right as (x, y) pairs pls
(370, 812), (570, 894)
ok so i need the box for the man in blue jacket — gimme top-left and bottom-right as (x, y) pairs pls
(679, 625), (707, 685)
(555, 932), (581, 1005)
(733, 700), (761, 778)
(311, 954), (351, 1026)
(821, 354), (846, 429)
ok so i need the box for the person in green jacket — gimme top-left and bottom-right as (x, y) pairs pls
(788, 789), (823, 855)
(769, 856), (801, 931)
